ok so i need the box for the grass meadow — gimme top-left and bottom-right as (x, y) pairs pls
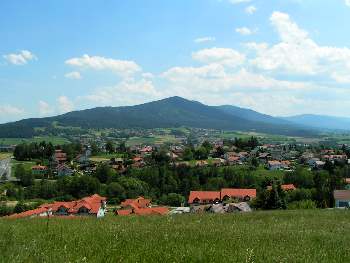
(1, 209), (350, 262)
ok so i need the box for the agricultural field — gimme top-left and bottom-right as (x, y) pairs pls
(0, 136), (70, 146)
(1, 210), (350, 262)
(0, 153), (12, 160)
(126, 135), (179, 147)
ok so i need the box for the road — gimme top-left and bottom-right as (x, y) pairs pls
(0, 158), (18, 182)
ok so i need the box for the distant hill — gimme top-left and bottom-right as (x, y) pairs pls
(0, 96), (317, 138)
(216, 105), (293, 126)
(282, 114), (350, 131)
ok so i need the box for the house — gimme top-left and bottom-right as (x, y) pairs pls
(52, 149), (67, 165)
(140, 146), (153, 156)
(57, 164), (73, 176)
(116, 197), (169, 216)
(188, 188), (257, 205)
(8, 194), (107, 219)
(334, 190), (350, 208)
(131, 156), (145, 168)
(226, 156), (240, 165)
(268, 160), (282, 170)
(31, 165), (48, 176)
(267, 184), (296, 191)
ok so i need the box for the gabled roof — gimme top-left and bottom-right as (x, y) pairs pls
(188, 191), (220, 204)
(8, 194), (106, 219)
(221, 188), (256, 198)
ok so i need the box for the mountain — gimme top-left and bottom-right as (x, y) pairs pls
(216, 105), (293, 126)
(0, 96), (316, 138)
(282, 114), (350, 131)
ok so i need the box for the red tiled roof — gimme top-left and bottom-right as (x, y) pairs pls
(116, 209), (133, 216)
(9, 194), (106, 219)
(221, 188), (256, 199)
(121, 197), (151, 208)
(267, 184), (296, 191)
(188, 191), (220, 204)
(8, 207), (48, 219)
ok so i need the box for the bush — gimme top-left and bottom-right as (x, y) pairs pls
(160, 193), (185, 207)
(287, 200), (317, 210)
(0, 205), (14, 216)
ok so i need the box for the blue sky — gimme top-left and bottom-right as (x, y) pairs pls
(1, 0), (350, 123)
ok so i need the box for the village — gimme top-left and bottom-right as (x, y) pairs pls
(1, 130), (350, 219)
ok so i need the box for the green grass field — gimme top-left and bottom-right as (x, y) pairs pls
(0, 136), (70, 146)
(1, 210), (350, 262)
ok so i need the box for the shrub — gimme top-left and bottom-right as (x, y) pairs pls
(287, 200), (317, 210)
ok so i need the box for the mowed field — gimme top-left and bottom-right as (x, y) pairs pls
(1, 210), (350, 262)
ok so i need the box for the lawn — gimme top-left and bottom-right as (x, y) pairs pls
(1, 210), (350, 262)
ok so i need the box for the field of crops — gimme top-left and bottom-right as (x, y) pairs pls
(1, 209), (350, 262)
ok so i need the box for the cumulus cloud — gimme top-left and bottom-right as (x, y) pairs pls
(0, 105), (24, 115)
(194, 37), (216, 43)
(3, 50), (37, 65)
(229, 0), (251, 4)
(65, 71), (82, 79)
(245, 5), (257, 15)
(65, 54), (141, 77)
(236, 27), (254, 36)
(38, 100), (54, 116)
(192, 47), (245, 67)
(57, 96), (74, 114)
(85, 78), (159, 106)
(247, 11), (350, 82)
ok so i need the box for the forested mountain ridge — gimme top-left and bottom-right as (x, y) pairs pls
(0, 96), (317, 137)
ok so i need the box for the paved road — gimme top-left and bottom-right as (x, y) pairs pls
(0, 158), (17, 182)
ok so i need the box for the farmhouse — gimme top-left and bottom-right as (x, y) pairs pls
(31, 165), (48, 176)
(188, 188), (256, 205)
(8, 194), (107, 219)
(116, 197), (169, 216)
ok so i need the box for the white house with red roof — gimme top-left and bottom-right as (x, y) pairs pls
(8, 194), (107, 219)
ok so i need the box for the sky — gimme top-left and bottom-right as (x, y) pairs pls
(1, 0), (350, 123)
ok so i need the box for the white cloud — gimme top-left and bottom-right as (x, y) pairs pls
(65, 71), (82, 80)
(345, 0), (350, 7)
(194, 37), (216, 43)
(229, 0), (251, 4)
(248, 11), (350, 81)
(245, 5), (257, 15)
(65, 54), (141, 77)
(236, 27), (253, 36)
(38, 101), (54, 116)
(57, 96), (74, 114)
(192, 47), (245, 67)
(0, 105), (24, 115)
(85, 78), (159, 106)
(3, 50), (37, 65)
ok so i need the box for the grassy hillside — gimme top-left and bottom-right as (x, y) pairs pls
(1, 210), (350, 262)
